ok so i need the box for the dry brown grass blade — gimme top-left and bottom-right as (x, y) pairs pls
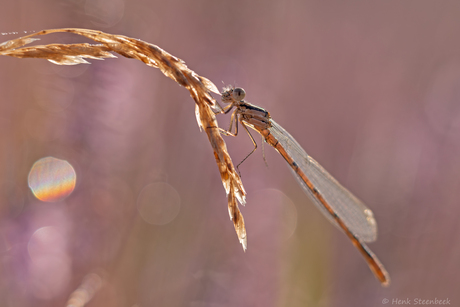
(0, 28), (248, 250)
(195, 98), (247, 249)
(228, 186), (247, 249)
(0, 37), (40, 52)
(1, 43), (116, 65)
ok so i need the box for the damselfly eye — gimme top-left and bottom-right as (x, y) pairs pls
(232, 87), (246, 101)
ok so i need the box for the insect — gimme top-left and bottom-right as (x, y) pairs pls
(218, 86), (390, 286)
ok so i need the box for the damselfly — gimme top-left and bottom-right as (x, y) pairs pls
(218, 86), (390, 286)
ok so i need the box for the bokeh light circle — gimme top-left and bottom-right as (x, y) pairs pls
(28, 157), (77, 202)
(250, 188), (298, 241)
(28, 226), (66, 261)
(136, 182), (181, 225)
(85, 0), (125, 28)
(27, 226), (71, 299)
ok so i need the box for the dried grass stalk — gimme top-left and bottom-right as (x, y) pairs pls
(65, 272), (104, 307)
(0, 28), (247, 250)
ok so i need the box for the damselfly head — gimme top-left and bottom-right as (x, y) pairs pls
(232, 87), (246, 101)
(221, 86), (246, 103)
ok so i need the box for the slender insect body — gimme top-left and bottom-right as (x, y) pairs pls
(219, 85), (390, 286)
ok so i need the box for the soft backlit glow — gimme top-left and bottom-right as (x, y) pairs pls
(27, 226), (71, 300)
(28, 157), (77, 202)
(85, 0), (125, 28)
(136, 182), (181, 225)
(250, 188), (298, 241)
(28, 226), (66, 261)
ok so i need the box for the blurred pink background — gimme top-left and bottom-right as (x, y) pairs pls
(1, 1), (460, 306)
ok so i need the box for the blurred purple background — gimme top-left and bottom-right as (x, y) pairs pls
(1, 1), (460, 306)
